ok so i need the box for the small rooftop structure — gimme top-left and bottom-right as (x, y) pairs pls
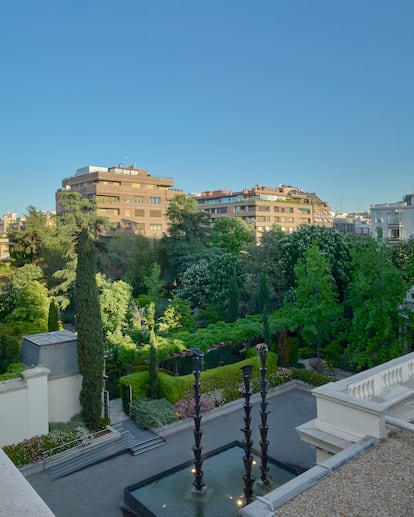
(20, 330), (78, 379)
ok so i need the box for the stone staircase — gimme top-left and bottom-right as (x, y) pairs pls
(128, 435), (165, 456)
(44, 420), (166, 480)
(111, 422), (166, 456)
(48, 430), (131, 480)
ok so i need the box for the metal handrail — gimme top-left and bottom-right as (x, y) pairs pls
(41, 428), (109, 464)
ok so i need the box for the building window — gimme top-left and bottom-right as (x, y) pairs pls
(150, 224), (162, 231)
(102, 180), (121, 186)
(97, 195), (119, 203)
(124, 209), (130, 217)
(132, 183), (141, 188)
(150, 210), (162, 218)
(274, 207), (280, 213)
(150, 197), (161, 205)
(97, 208), (120, 216)
(135, 209), (145, 217)
(135, 197), (144, 204)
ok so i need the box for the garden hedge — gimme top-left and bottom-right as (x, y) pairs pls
(120, 352), (278, 413)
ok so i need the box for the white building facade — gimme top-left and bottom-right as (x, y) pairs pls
(370, 193), (414, 243)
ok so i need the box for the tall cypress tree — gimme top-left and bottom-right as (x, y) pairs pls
(147, 303), (159, 399)
(227, 270), (240, 323)
(48, 299), (60, 331)
(75, 229), (104, 430)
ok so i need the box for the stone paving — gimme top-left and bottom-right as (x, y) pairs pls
(26, 382), (316, 517)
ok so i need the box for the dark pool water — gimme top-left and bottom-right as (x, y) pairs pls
(126, 444), (296, 516)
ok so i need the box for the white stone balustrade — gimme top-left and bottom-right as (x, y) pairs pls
(297, 351), (414, 461)
(347, 358), (414, 400)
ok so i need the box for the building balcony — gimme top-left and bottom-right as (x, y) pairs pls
(297, 352), (414, 461)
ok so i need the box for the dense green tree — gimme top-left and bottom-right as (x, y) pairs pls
(159, 194), (210, 283)
(242, 225), (286, 311)
(0, 331), (20, 374)
(97, 230), (158, 290)
(347, 239), (410, 370)
(262, 304), (271, 346)
(1, 264), (49, 334)
(8, 206), (55, 267)
(6, 281), (49, 334)
(226, 270), (240, 323)
(48, 299), (60, 331)
(96, 274), (134, 335)
(143, 264), (164, 302)
(390, 237), (414, 288)
(177, 253), (243, 309)
(280, 226), (357, 302)
(0, 265), (43, 321)
(126, 235), (160, 297)
(210, 217), (255, 254)
(52, 192), (110, 311)
(256, 273), (270, 314)
(285, 241), (339, 360)
(75, 229), (104, 430)
(158, 297), (194, 334)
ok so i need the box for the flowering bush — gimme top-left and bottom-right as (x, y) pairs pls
(173, 394), (215, 420)
(272, 367), (293, 384)
(3, 428), (88, 467)
(241, 367), (294, 394)
(206, 388), (225, 407)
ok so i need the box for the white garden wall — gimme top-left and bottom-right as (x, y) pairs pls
(0, 367), (49, 448)
(48, 373), (82, 423)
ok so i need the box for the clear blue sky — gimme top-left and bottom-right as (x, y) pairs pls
(1, 0), (413, 216)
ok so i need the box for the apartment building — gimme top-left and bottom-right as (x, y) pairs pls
(370, 193), (414, 243)
(57, 165), (183, 238)
(0, 212), (28, 236)
(333, 212), (371, 236)
(193, 184), (332, 238)
(0, 213), (27, 261)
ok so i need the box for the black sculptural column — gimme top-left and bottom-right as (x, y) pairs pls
(241, 364), (255, 504)
(191, 347), (206, 494)
(256, 343), (271, 487)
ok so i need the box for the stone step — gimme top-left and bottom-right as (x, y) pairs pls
(48, 432), (130, 480)
(129, 436), (165, 456)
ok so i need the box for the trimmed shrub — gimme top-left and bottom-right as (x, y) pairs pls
(120, 352), (279, 407)
(290, 367), (334, 386)
(48, 414), (85, 433)
(0, 362), (25, 381)
(129, 397), (178, 428)
(120, 371), (150, 413)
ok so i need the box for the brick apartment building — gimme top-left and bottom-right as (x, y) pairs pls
(193, 184), (333, 238)
(56, 165), (183, 238)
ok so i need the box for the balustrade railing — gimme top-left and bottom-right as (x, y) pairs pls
(347, 354), (414, 401)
